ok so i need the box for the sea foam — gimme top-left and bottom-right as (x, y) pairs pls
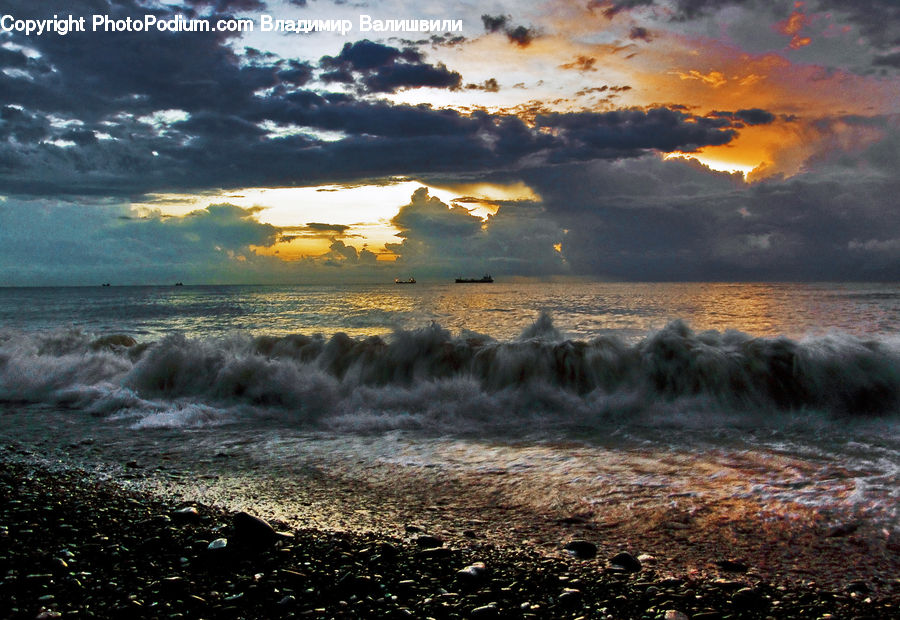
(1, 315), (897, 430)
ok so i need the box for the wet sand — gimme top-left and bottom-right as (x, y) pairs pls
(1, 402), (898, 615)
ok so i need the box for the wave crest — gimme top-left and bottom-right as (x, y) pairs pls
(1, 316), (898, 429)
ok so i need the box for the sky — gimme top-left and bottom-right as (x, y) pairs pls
(0, 0), (898, 285)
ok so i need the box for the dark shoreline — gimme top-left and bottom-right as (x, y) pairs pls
(1, 460), (896, 619)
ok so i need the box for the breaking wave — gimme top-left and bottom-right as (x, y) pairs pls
(1, 314), (898, 431)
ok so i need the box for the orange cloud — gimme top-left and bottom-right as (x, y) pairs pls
(775, 5), (814, 49)
(673, 69), (728, 88)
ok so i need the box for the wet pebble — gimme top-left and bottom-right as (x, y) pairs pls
(558, 587), (583, 607)
(731, 586), (768, 611)
(609, 551), (641, 573)
(414, 534), (443, 549)
(207, 538), (228, 551)
(715, 559), (749, 573)
(564, 540), (597, 559)
(172, 507), (200, 523)
(456, 561), (488, 588)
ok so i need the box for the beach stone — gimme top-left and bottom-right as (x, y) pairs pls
(731, 587), (767, 611)
(377, 541), (399, 559)
(664, 611), (689, 620)
(417, 547), (452, 560)
(713, 579), (747, 592)
(609, 551), (642, 572)
(558, 588), (583, 608)
(470, 602), (499, 618)
(207, 538), (228, 551)
(414, 534), (443, 549)
(337, 573), (376, 595)
(563, 540), (597, 559)
(172, 507), (200, 523)
(232, 511), (277, 547)
(715, 559), (748, 572)
(456, 562), (488, 587)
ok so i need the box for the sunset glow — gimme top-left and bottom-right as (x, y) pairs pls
(1, 0), (898, 284)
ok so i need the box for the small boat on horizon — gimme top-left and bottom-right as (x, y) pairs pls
(455, 275), (493, 283)
(174, 282), (184, 286)
(394, 277), (416, 284)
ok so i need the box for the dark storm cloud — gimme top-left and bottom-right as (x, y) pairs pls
(386, 188), (565, 276)
(589, 0), (655, 19)
(817, 0), (900, 49)
(874, 52), (900, 69)
(320, 40), (422, 72)
(709, 109), (776, 126)
(305, 223), (352, 234)
(481, 14), (508, 33)
(0, 106), (50, 142)
(1, 0), (742, 197)
(0, 46), (28, 69)
(466, 78), (500, 92)
(361, 62), (461, 92)
(480, 14), (537, 47)
(0, 3), (275, 122)
(182, 0), (267, 10)
(598, 0), (900, 58)
(629, 27), (652, 41)
(535, 108), (737, 161)
(391, 187), (483, 238)
(320, 69), (356, 84)
(521, 122), (900, 281)
(505, 25), (536, 47)
(594, 0), (759, 21)
(322, 239), (375, 265)
(277, 61), (315, 86)
(0, 199), (283, 285)
(318, 39), (461, 93)
(733, 109), (776, 126)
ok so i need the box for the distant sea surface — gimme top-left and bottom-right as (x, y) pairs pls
(1, 281), (898, 553)
(2, 281), (899, 340)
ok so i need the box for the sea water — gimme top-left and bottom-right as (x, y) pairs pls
(0, 281), (898, 563)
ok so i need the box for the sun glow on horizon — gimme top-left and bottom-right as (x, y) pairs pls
(664, 152), (757, 178)
(131, 179), (538, 261)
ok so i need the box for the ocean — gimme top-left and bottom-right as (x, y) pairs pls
(1, 281), (898, 588)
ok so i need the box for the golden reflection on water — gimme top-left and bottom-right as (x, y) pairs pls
(4, 281), (897, 340)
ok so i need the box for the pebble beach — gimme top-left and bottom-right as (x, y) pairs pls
(2, 456), (897, 619)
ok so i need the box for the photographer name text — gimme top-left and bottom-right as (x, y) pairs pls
(1, 14), (464, 37)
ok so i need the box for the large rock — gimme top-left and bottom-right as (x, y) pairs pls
(232, 511), (277, 547)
